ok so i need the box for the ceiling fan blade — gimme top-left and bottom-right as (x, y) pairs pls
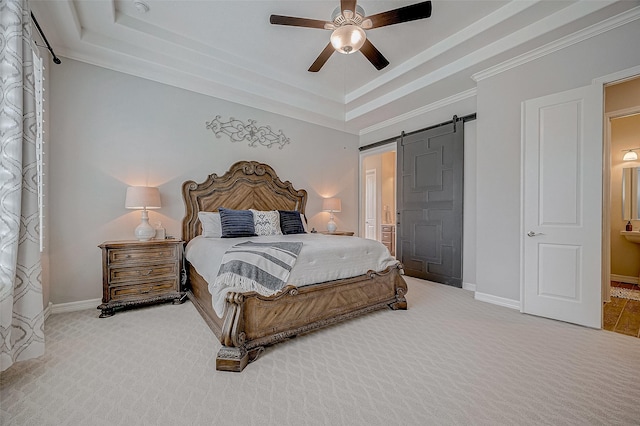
(270, 15), (331, 29)
(308, 43), (335, 72)
(341, 0), (357, 17)
(359, 39), (389, 70)
(365, 1), (432, 29)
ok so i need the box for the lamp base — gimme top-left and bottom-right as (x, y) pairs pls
(135, 210), (156, 241)
(327, 219), (337, 233)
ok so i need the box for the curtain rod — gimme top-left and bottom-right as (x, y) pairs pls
(31, 11), (61, 64)
(359, 113), (477, 152)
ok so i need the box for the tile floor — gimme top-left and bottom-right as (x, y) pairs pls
(603, 281), (640, 338)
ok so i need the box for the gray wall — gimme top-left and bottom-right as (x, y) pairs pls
(48, 59), (359, 304)
(474, 21), (640, 302)
(46, 18), (640, 308)
(359, 19), (640, 302)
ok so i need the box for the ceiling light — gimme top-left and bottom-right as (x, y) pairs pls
(622, 148), (640, 161)
(330, 25), (366, 54)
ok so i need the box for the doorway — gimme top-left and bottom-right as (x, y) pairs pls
(359, 145), (396, 256)
(603, 75), (640, 338)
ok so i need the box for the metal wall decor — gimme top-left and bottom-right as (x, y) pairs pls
(206, 116), (290, 149)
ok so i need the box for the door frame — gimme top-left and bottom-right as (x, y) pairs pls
(358, 143), (397, 239)
(603, 104), (640, 302)
(595, 66), (640, 305)
(365, 169), (377, 240)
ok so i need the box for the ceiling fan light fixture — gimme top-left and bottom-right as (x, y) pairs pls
(330, 25), (366, 54)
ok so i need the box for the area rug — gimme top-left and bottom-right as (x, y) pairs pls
(610, 286), (640, 301)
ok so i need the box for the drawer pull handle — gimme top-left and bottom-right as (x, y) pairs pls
(125, 254), (131, 259)
(140, 287), (153, 294)
(140, 269), (153, 276)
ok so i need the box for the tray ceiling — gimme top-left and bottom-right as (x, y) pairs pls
(30, 0), (640, 134)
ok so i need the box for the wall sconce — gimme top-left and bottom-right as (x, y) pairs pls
(322, 197), (341, 233)
(125, 186), (161, 241)
(622, 148), (640, 161)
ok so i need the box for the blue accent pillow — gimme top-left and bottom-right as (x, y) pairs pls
(279, 210), (306, 235)
(219, 208), (257, 238)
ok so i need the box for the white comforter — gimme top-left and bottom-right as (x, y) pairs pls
(185, 233), (398, 317)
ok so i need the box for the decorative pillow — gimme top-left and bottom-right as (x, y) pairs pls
(198, 212), (222, 238)
(250, 210), (282, 236)
(219, 208), (257, 238)
(278, 210), (306, 235)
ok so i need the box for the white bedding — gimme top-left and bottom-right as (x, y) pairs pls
(185, 233), (398, 317)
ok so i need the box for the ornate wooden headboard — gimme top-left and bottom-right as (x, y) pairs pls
(181, 161), (308, 242)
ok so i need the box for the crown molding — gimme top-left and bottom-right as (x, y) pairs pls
(472, 5), (640, 82)
(346, 0), (536, 104)
(347, 1), (619, 121)
(55, 45), (353, 133)
(593, 64), (640, 85)
(359, 88), (476, 136)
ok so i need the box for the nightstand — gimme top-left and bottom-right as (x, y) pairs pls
(319, 231), (355, 236)
(97, 239), (185, 318)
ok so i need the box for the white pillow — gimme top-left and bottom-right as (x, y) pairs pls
(250, 209), (283, 236)
(300, 212), (309, 232)
(198, 211), (222, 238)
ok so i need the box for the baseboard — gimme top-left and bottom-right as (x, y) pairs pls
(51, 298), (101, 315)
(462, 282), (476, 292)
(44, 301), (53, 321)
(610, 274), (639, 285)
(474, 291), (521, 310)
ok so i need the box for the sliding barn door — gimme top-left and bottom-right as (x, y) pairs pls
(397, 120), (464, 287)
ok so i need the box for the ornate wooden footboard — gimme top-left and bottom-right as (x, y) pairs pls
(182, 161), (408, 372)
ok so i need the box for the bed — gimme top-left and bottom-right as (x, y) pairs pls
(182, 160), (407, 372)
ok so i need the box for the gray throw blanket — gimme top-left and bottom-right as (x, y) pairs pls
(214, 241), (303, 296)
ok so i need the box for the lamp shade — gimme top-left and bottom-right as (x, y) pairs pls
(322, 197), (341, 212)
(125, 186), (161, 209)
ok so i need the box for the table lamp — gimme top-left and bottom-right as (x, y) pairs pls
(322, 197), (341, 233)
(125, 186), (161, 241)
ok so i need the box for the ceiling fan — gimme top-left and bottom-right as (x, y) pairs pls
(270, 0), (432, 72)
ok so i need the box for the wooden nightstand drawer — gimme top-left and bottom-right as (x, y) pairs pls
(98, 239), (185, 317)
(109, 245), (178, 265)
(109, 280), (177, 302)
(381, 225), (394, 232)
(381, 233), (392, 243)
(109, 263), (178, 284)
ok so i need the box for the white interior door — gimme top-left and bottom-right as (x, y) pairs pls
(522, 83), (603, 328)
(365, 170), (377, 240)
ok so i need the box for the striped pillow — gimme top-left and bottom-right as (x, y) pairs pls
(219, 208), (257, 238)
(278, 210), (306, 235)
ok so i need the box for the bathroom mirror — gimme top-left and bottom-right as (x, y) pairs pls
(622, 167), (640, 220)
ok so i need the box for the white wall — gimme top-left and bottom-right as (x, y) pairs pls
(475, 21), (640, 302)
(49, 59), (359, 304)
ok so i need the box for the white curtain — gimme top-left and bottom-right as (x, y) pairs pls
(0, 0), (45, 371)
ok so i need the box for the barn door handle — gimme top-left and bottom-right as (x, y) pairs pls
(527, 231), (544, 237)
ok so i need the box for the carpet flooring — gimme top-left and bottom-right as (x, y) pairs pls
(2, 277), (640, 425)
